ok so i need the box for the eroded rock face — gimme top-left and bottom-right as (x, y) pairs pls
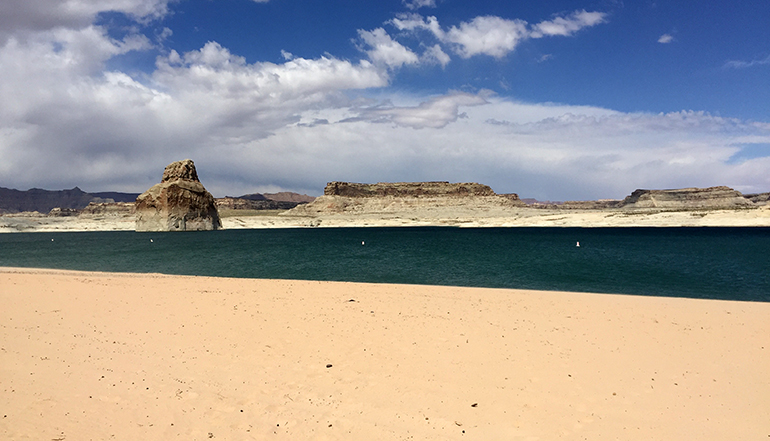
(292, 181), (524, 215)
(743, 192), (770, 205)
(135, 160), (221, 232)
(162, 160), (199, 183)
(215, 197), (301, 211)
(81, 202), (135, 217)
(619, 186), (755, 209)
(324, 181), (498, 198)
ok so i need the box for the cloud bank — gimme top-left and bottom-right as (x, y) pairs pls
(1, 1), (769, 201)
(389, 9), (606, 59)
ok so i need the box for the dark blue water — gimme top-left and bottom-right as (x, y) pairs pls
(1, 227), (768, 302)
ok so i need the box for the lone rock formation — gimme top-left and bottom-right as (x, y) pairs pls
(135, 159), (221, 231)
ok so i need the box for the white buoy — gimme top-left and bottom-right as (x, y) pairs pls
(576, 241), (580, 247)
(51, 239), (54, 242)
(150, 239), (154, 243)
(362, 241), (365, 246)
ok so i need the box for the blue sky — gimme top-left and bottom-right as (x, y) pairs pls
(107, 0), (770, 119)
(1, 0), (769, 200)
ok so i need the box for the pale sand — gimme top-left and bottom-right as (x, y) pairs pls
(1, 268), (768, 440)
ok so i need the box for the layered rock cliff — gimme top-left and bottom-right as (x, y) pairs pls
(135, 160), (221, 232)
(215, 197), (301, 211)
(291, 181), (524, 216)
(263, 192), (315, 203)
(324, 181), (499, 198)
(618, 186), (755, 209)
(743, 192), (770, 205)
(81, 202), (135, 217)
(530, 187), (757, 210)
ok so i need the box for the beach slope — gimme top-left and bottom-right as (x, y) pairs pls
(1, 268), (768, 440)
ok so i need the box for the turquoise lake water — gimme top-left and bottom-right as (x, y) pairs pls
(1, 227), (768, 302)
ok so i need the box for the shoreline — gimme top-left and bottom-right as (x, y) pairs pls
(2, 265), (769, 303)
(2, 268), (768, 440)
(1, 205), (769, 232)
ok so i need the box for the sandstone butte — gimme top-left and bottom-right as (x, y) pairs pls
(617, 186), (755, 209)
(296, 181), (765, 214)
(290, 181), (524, 215)
(323, 181), (502, 198)
(319, 182), (761, 210)
(135, 159), (221, 232)
(3, 179), (770, 232)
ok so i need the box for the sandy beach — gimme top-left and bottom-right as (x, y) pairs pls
(1, 268), (768, 440)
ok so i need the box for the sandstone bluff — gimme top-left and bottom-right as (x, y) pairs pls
(618, 186), (754, 209)
(292, 181), (524, 216)
(324, 181), (502, 198)
(3, 178), (770, 232)
(135, 159), (221, 232)
(291, 182), (766, 215)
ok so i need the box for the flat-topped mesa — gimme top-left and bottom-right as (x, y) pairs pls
(135, 159), (221, 232)
(290, 181), (524, 216)
(80, 202), (135, 217)
(324, 181), (499, 198)
(215, 197), (303, 211)
(619, 186), (755, 209)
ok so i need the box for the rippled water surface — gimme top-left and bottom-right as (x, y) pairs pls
(1, 227), (768, 301)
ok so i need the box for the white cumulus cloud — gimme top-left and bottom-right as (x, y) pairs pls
(0, 1), (768, 201)
(445, 16), (529, 58)
(658, 34), (674, 44)
(422, 44), (451, 67)
(357, 28), (420, 69)
(0, 0), (171, 39)
(530, 10), (607, 38)
(390, 13), (442, 34)
(389, 10), (607, 60)
(403, 0), (437, 10)
(230, 99), (770, 200)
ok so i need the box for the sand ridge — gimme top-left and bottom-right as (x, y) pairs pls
(1, 268), (769, 440)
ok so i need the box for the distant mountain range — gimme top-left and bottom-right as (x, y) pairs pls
(235, 192), (316, 203)
(0, 186), (315, 214)
(0, 187), (138, 214)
